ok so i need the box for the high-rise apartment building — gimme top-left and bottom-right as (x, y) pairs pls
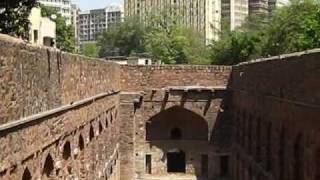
(268, 0), (288, 13)
(221, 0), (248, 30)
(38, 0), (72, 25)
(249, 0), (269, 14)
(78, 6), (123, 42)
(124, 0), (221, 43)
(71, 4), (80, 51)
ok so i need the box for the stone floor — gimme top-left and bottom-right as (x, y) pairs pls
(140, 174), (207, 180)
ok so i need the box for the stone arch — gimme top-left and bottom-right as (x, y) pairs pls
(89, 125), (94, 141)
(315, 147), (320, 180)
(79, 134), (85, 150)
(99, 121), (103, 134)
(241, 111), (247, 146)
(110, 111), (113, 123)
(63, 141), (72, 160)
(22, 167), (32, 180)
(115, 109), (118, 119)
(294, 133), (304, 180)
(146, 106), (208, 141)
(42, 153), (54, 177)
(279, 126), (286, 180)
(266, 121), (272, 171)
(255, 118), (261, 162)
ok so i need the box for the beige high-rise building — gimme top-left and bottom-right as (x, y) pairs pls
(124, 0), (221, 43)
(221, 0), (248, 30)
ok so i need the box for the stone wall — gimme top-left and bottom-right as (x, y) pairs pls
(119, 65), (233, 180)
(229, 50), (320, 180)
(120, 65), (231, 91)
(0, 34), (121, 180)
(119, 88), (233, 180)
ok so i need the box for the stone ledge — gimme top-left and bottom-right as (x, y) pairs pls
(236, 48), (320, 66)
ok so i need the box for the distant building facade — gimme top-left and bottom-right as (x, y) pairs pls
(28, 7), (56, 47)
(221, 0), (248, 30)
(249, 0), (269, 14)
(268, 0), (288, 13)
(78, 6), (123, 42)
(124, 0), (221, 43)
(105, 54), (161, 65)
(71, 4), (80, 51)
(38, 0), (72, 25)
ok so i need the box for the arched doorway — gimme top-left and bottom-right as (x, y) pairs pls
(167, 150), (186, 173)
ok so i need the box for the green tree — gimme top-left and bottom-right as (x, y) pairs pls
(41, 6), (75, 52)
(210, 0), (320, 65)
(98, 16), (146, 57)
(144, 11), (210, 64)
(80, 42), (100, 58)
(261, 0), (320, 56)
(98, 10), (210, 64)
(0, 0), (38, 38)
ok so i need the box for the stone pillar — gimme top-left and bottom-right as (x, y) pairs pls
(119, 92), (141, 180)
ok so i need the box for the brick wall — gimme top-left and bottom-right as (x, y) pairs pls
(230, 50), (320, 180)
(120, 65), (232, 91)
(0, 34), (121, 180)
(0, 35), (120, 124)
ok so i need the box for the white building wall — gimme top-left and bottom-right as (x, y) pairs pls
(29, 7), (56, 46)
(38, 0), (72, 25)
(230, 0), (248, 30)
(206, 0), (221, 42)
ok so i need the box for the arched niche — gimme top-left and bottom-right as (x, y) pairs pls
(79, 134), (85, 150)
(146, 106), (208, 141)
(22, 167), (32, 180)
(89, 125), (94, 141)
(63, 141), (72, 160)
(42, 154), (54, 177)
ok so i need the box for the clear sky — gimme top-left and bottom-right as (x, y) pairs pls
(72, 0), (123, 10)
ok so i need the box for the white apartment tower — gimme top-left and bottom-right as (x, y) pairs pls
(124, 0), (221, 43)
(38, 0), (72, 25)
(78, 6), (123, 42)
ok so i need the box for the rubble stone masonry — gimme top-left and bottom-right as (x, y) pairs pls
(230, 50), (320, 180)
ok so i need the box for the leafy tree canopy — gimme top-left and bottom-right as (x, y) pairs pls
(80, 42), (100, 58)
(210, 0), (320, 65)
(98, 16), (146, 57)
(144, 12), (210, 64)
(98, 11), (210, 64)
(0, 0), (38, 38)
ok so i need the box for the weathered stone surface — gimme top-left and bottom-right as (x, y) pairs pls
(1, 34), (319, 180)
(0, 35), (121, 180)
(230, 51), (320, 180)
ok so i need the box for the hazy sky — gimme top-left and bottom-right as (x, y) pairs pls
(72, 0), (123, 10)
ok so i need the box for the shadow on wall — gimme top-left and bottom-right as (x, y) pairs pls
(146, 106), (209, 178)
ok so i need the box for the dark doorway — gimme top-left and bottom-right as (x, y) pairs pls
(167, 151), (186, 173)
(146, 154), (152, 174)
(220, 155), (229, 177)
(201, 154), (208, 177)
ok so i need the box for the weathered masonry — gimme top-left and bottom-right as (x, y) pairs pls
(0, 33), (319, 180)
